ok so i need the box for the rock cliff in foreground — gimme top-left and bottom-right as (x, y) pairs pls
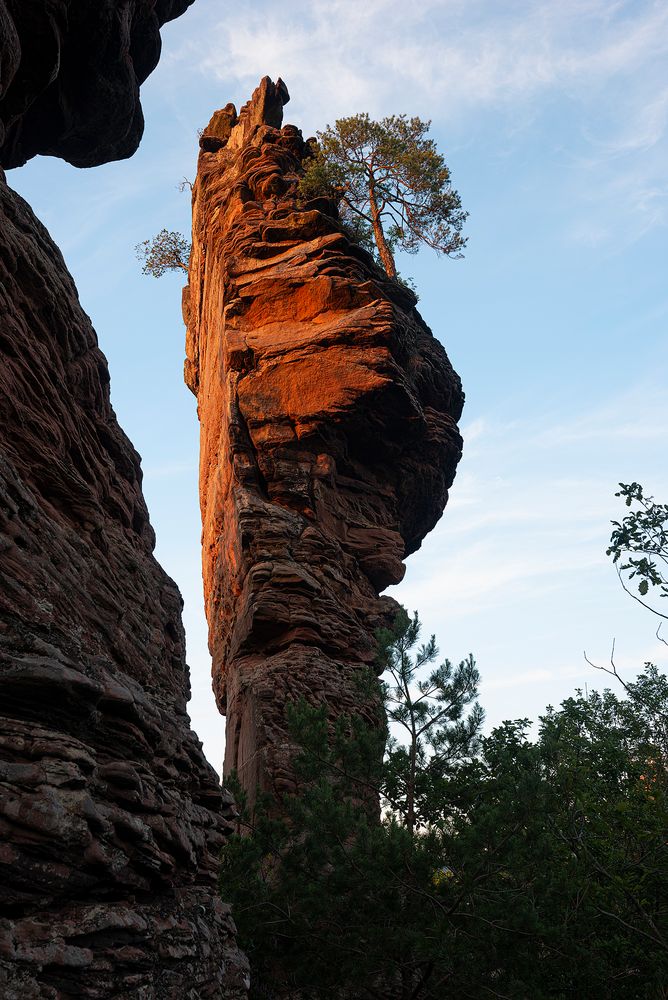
(0, 0), (193, 169)
(0, 4), (247, 997)
(185, 78), (464, 801)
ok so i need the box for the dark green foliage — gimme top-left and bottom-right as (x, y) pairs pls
(377, 608), (483, 834)
(221, 604), (668, 999)
(221, 616), (481, 999)
(135, 228), (190, 277)
(447, 670), (668, 998)
(299, 113), (467, 280)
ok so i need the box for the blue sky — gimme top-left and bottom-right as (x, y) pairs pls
(10, 0), (668, 770)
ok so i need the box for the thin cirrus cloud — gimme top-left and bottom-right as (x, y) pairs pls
(390, 378), (668, 664)
(566, 85), (668, 245)
(393, 542), (603, 616)
(147, 2), (668, 756)
(191, 0), (668, 119)
(583, 87), (668, 158)
(179, 0), (668, 248)
(445, 368), (664, 478)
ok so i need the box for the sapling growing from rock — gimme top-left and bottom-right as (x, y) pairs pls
(135, 228), (190, 278)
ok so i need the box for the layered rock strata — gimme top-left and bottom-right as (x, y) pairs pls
(0, 5), (248, 997)
(0, 0), (195, 169)
(185, 78), (465, 800)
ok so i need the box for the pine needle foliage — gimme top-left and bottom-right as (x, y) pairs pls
(221, 602), (668, 999)
(299, 113), (467, 280)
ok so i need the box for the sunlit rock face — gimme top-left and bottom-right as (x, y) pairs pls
(0, 3), (248, 997)
(0, 0), (194, 168)
(185, 77), (464, 802)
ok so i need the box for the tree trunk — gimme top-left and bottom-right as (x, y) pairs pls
(369, 182), (397, 279)
(406, 736), (416, 837)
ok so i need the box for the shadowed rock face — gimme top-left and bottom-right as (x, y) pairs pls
(0, 0), (194, 168)
(185, 77), (464, 801)
(0, 3), (248, 997)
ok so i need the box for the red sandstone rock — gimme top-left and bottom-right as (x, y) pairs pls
(0, 6), (247, 998)
(185, 78), (464, 801)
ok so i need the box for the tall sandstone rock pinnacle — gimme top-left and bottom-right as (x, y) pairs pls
(185, 78), (465, 801)
(0, 4), (247, 997)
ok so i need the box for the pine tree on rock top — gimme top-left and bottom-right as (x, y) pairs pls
(136, 111), (467, 291)
(299, 113), (468, 279)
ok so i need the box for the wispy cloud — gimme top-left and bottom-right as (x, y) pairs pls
(481, 665), (587, 695)
(583, 88), (668, 158)
(190, 1), (668, 120)
(528, 388), (668, 449)
(180, 0), (668, 246)
(387, 376), (668, 731)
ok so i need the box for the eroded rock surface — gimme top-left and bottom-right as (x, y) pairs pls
(0, 5), (248, 998)
(0, 0), (195, 168)
(185, 78), (464, 800)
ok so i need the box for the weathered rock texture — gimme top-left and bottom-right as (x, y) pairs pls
(0, 6), (248, 998)
(0, 0), (195, 168)
(185, 78), (464, 800)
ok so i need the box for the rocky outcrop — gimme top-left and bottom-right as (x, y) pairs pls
(185, 78), (464, 801)
(0, 5), (248, 998)
(0, 0), (195, 168)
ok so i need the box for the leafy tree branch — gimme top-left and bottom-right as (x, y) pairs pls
(135, 228), (190, 278)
